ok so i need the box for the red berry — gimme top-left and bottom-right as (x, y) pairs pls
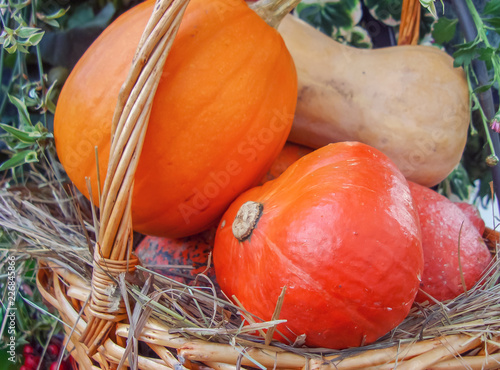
(50, 360), (70, 370)
(19, 366), (31, 370)
(23, 344), (35, 356)
(23, 354), (40, 369)
(47, 343), (60, 357)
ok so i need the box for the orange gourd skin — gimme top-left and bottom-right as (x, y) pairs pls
(54, 0), (297, 238)
(213, 142), (424, 349)
(258, 141), (313, 184)
(408, 182), (492, 303)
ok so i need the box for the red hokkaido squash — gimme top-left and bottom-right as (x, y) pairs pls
(213, 142), (424, 349)
(408, 182), (492, 303)
(135, 227), (217, 285)
(454, 202), (486, 236)
(54, 0), (298, 238)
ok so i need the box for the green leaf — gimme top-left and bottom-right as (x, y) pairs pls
(0, 33), (15, 48)
(453, 50), (476, 68)
(2, 26), (14, 37)
(477, 46), (497, 63)
(16, 26), (41, 38)
(484, 16), (500, 32)
(41, 18), (60, 28)
(363, 0), (401, 26)
(296, 0), (364, 44)
(66, 4), (96, 29)
(0, 350), (19, 370)
(45, 100), (56, 115)
(420, 0), (438, 19)
(8, 95), (32, 127)
(483, 0), (500, 16)
(13, 13), (28, 27)
(446, 164), (473, 201)
(340, 26), (373, 48)
(4, 44), (17, 54)
(0, 150), (38, 171)
(42, 83), (59, 115)
(27, 31), (44, 46)
(86, 3), (116, 29)
(452, 39), (480, 68)
(8, 0), (31, 12)
(0, 124), (44, 144)
(431, 17), (458, 44)
(15, 43), (29, 53)
(473, 80), (495, 94)
(34, 122), (49, 134)
(40, 7), (68, 20)
(65, 3), (115, 30)
(15, 26), (45, 46)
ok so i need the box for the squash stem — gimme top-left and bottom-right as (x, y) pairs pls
(249, 0), (302, 28)
(232, 201), (263, 241)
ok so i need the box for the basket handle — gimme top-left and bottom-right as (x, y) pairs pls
(398, 0), (422, 45)
(79, 0), (191, 356)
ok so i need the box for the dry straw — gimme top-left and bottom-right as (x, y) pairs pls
(1, 0), (500, 368)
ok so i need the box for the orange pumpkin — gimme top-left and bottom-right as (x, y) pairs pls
(54, 0), (297, 238)
(213, 142), (424, 349)
(258, 141), (313, 184)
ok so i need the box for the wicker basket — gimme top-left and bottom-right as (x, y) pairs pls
(30, 0), (500, 369)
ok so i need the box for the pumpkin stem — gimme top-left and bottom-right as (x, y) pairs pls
(249, 0), (302, 29)
(232, 201), (263, 241)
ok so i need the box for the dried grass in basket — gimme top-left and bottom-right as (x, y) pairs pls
(11, 185), (500, 369)
(0, 0), (498, 368)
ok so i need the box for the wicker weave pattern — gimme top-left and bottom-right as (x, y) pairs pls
(36, 257), (500, 369)
(75, 0), (191, 358)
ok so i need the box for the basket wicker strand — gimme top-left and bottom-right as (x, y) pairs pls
(399, 0), (422, 45)
(77, 0), (191, 361)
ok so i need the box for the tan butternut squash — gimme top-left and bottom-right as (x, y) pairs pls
(277, 14), (470, 187)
